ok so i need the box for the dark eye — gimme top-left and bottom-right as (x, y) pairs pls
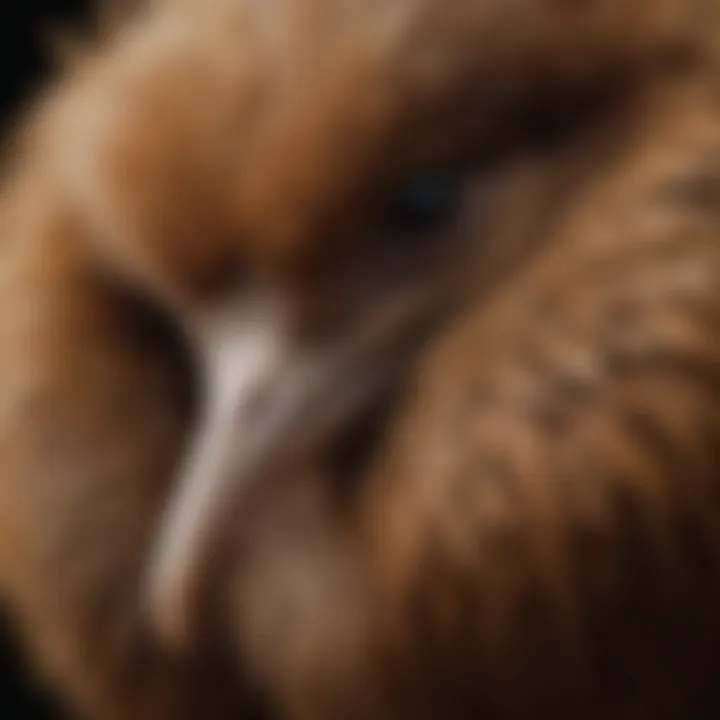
(381, 171), (464, 239)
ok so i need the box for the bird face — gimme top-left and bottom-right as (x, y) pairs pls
(45, 0), (508, 646)
(40, 0), (698, 650)
(2, 1), (715, 717)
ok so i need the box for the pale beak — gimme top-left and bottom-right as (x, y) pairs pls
(144, 292), (404, 647)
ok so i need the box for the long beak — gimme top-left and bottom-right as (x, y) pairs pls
(144, 292), (426, 647)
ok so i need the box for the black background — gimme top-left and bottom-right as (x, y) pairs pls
(0, 0), (89, 124)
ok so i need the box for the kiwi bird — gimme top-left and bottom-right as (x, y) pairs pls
(0, 0), (719, 718)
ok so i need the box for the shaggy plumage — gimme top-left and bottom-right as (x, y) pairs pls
(0, 0), (719, 718)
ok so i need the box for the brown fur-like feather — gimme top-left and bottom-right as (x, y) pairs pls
(1, 1), (720, 719)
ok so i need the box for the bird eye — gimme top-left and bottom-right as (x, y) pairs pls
(381, 170), (464, 239)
